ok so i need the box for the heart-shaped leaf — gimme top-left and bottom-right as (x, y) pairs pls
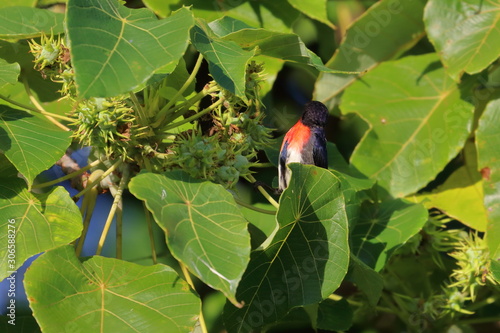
(0, 106), (71, 188)
(0, 181), (82, 280)
(314, 0), (426, 109)
(342, 53), (474, 197)
(128, 171), (251, 305)
(223, 164), (349, 332)
(424, 0), (500, 81)
(66, 0), (194, 98)
(476, 97), (500, 259)
(0, 58), (20, 88)
(0, 6), (64, 39)
(351, 199), (428, 272)
(24, 245), (200, 333)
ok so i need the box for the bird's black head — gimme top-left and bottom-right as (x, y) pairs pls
(301, 101), (329, 127)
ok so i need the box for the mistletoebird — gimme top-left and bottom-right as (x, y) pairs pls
(278, 101), (329, 192)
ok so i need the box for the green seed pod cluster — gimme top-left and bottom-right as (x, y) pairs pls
(71, 97), (136, 160)
(168, 131), (259, 188)
(29, 33), (75, 96)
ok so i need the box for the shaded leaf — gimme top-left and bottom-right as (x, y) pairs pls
(409, 142), (487, 231)
(128, 171), (251, 305)
(351, 199), (428, 272)
(190, 19), (255, 101)
(0, 59), (20, 87)
(0, 6), (64, 39)
(66, 1), (194, 98)
(424, 0), (500, 81)
(0, 106), (71, 187)
(288, 0), (334, 29)
(347, 255), (383, 306)
(314, 0), (426, 109)
(342, 54), (474, 197)
(0, 182), (82, 280)
(316, 298), (353, 332)
(476, 98), (500, 259)
(223, 164), (349, 333)
(24, 245), (200, 333)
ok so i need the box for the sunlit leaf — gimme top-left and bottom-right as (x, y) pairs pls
(424, 0), (500, 80)
(288, 0), (334, 29)
(476, 98), (500, 259)
(128, 171), (251, 305)
(314, 0), (426, 109)
(351, 199), (428, 272)
(342, 53), (474, 197)
(0, 106), (71, 187)
(0, 183), (81, 280)
(66, 0), (194, 98)
(0, 6), (64, 39)
(223, 164), (349, 332)
(0, 59), (19, 88)
(24, 245), (200, 333)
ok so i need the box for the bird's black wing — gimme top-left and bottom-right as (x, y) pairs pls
(312, 129), (328, 169)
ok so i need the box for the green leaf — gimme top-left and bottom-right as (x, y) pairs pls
(190, 20), (256, 101)
(342, 54), (474, 197)
(316, 298), (353, 332)
(408, 142), (487, 231)
(424, 0), (500, 81)
(0, 106), (71, 187)
(223, 164), (349, 332)
(351, 199), (428, 272)
(287, 0), (334, 29)
(0, 7), (64, 39)
(476, 98), (500, 259)
(24, 245), (200, 333)
(0, 1), (37, 8)
(0, 59), (20, 88)
(128, 171), (251, 305)
(314, 0), (426, 109)
(66, 1), (194, 98)
(0, 183), (82, 280)
(491, 259), (500, 283)
(347, 255), (383, 306)
(210, 16), (332, 72)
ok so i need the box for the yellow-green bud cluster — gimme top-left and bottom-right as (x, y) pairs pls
(72, 97), (136, 160)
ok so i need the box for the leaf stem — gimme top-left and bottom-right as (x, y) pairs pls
(161, 53), (204, 116)
(246, 174), (279, 209)
(22, 78), (72, 130)
(72, 159), (122, 200)
(32, 158), (101, 189)
(328, 294), (394, 313)
(180, 263), (208, 333)
(163, 97), (224, 131)
(95, 165), (128, 256)
(143, 204), (158, 264)
(235, 198), (276, 215)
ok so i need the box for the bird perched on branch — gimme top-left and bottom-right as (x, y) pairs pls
(278, 101), (329, 191)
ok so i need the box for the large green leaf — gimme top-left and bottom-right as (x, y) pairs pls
(213, 21), (333, 73)
(128, 171), (251, 305)
(409, 142), (487, 231)
(0, 6), (64, 39)
(145, 0), (299, 32)
(66, 1), (194, 98)
(351, 199), (428, 272)
(342, 54), (474, 197)
(0, 181), (82, 280)
(0, 59), (20, 88)
(190, 20), (256, 101)
(314, 0), (426, 109)
(24, 245), (200, 333)
(424, 0), (500, 81)
(223, 164), (349, 333)
(0, 106), (71, 187)
(476, 98), (500, 259)
(287, 0), (334, 29)
(347, 255), (383, 306)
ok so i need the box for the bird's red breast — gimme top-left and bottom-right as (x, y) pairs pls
(281, 120), (311, 151)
